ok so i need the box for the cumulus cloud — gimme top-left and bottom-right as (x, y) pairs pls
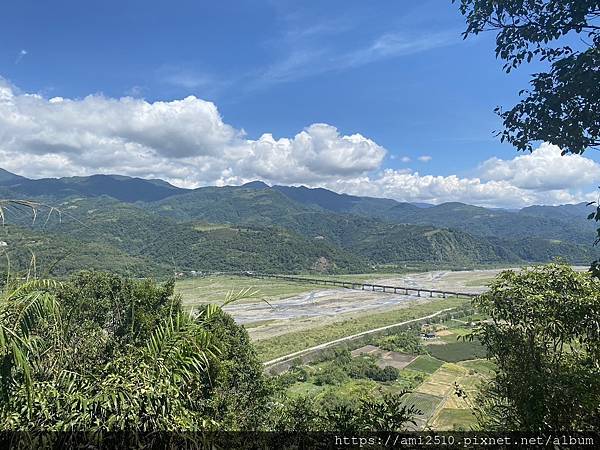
(323, 170), (593, 209)
(0, 80), (385, 187)
(0, 79), (597, 208)
(417, 155), (432, 163)
(478, 143), (600, 190)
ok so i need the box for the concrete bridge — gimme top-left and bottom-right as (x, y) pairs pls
(241, 272), (478, 299)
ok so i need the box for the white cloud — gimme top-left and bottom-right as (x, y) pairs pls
(0, 80), (597, 208)
(241, 124), (385, 183)
(340, 31), (456, 68)
(417, 155), (432, 163)
(0, 80), (384, 188)
(254, 31), (457, 87)
(15, 49), (27, 64)
(478, 143), (600, 190)
(323, 171), (594, 209)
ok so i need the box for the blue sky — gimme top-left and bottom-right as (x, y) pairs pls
(0, 0), (598, 207)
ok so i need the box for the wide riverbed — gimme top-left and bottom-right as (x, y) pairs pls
(222, 268), (507, 340)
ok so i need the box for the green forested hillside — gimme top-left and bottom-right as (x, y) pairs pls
(0, 225), (166, 277)
(383, 202), (596, 244)
(0, 170), (597, 276)
(346, 225), (520, 266)
(271, 184), (399, 216)
(140, 223), (368, 273)
(149, 186), (318, 224)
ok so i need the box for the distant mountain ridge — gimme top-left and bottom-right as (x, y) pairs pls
(0, 170), (188, 202)
(0, 168), (27, 184)
(0, 167), (597, 275)
(2, 168), (589, 216)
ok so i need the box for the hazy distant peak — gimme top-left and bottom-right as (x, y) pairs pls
(241, 180), (270, 189)
(0, 167), (27, 185)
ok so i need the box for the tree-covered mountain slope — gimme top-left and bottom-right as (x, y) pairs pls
(382, 201), (596, 244)
(1, 169), (597, 275)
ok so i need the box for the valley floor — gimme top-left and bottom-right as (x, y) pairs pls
(175, 268), (505, 361)
(176, 268), (499, 340)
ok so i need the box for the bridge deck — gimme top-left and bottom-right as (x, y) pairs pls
(242, 272), (478, 299)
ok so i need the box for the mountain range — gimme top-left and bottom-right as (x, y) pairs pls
(0, 168), (597, 277)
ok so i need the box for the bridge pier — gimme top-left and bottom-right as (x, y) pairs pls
(238, 273), (476, 300)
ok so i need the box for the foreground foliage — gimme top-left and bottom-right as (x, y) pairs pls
(456, 0), (599, 154)
(471, 264), (600, 431)
(455, 0), (600, 274)
(0, 272), (272, 430)
(0, 271), (420, 432)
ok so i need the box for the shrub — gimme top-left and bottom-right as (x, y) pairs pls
(377, 330), (424, 355)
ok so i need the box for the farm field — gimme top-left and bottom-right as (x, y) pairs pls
(280, 351), (493, 431)
(427, 341), (488, 362)
(176, 275), (318, 306)
(275, 307), (495, 431)
(420, 316), (490, 362)
(405, 355), (445, 374)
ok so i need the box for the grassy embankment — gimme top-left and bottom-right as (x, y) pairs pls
(254, 296), (470, 361)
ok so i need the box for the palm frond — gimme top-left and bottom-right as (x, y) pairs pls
(0, 280), (62, 402)
(197, 287), (269, 322)
(6, 279), (61, 301)
(222, 287), (261, 307)
(145, 313), (218, 381)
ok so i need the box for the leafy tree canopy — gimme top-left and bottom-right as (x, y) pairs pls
(0, 271), (272, 432)
(471, 264), (600, 431)
(455, 0), (600, 154)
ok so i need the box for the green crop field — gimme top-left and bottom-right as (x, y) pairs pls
(285, 382), (327, 398)
(176, 275), (319, 306)
(458, 359), (497, 376)
(427, 340), (488, 363)
(405, 355), (445, 374)
(432, 408), (477, 430)
(402, 392), (444, 429)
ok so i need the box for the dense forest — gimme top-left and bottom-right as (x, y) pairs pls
(0, 171), (597, 278)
